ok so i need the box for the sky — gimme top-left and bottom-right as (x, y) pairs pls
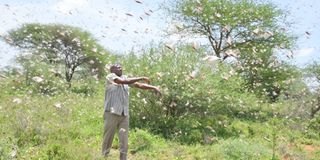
(0, 0), (319, 68)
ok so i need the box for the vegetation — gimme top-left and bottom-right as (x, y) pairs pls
(305, 62), (320, 118)
(0, 0), (319, 159)
(168, 0), (293, 58)
(0, 43), (319, 159)
(167, 0), (296, 101)
(6, 23), (111, 87)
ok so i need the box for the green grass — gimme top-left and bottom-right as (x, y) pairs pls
(0, 83), (319, 160)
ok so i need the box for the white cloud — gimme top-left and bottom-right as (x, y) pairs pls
(53, 0), (89, 14)
(294, 48), (315, 57)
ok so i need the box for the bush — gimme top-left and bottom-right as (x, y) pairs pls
(3, 55), (100, 96)
(308, 115), (320, 135)
(70, 82), (96, 96)
(121, 45), (264, 144)
(129, 129), (156, 153)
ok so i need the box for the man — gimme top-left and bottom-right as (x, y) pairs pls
(102, 63), (161, 160)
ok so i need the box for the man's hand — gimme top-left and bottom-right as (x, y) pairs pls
(141, 77), (151, 84)
(153, 87), (162, 97)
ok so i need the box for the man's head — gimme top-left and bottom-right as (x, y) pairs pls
(110, 63), (122, 76)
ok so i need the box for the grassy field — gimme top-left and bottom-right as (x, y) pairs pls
(0, 79), (319, 160)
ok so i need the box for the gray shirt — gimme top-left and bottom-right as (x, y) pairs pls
(104, 73), (130, 116)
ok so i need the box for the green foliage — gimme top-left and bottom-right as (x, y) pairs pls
(46, 143), (70, 160)
(17, 61), (67, 95)
(222, 139), (272, 160)
(306, 61), (320, 81)
(305, 61), (320, 118)
(6, 23), (111, 85)
(129, 129), (165, 154)
(309, 115), (320, 131)
(0, 78), (319, 159)
(119, 45), (268, 144)
(1, 57), (100, 96)
(70, 80), (97, 96)
(169, 0), (294, 56)
(167, 0), (296, 101)
(0, 14), (318, 159)
(238, 56), (300, 101)
(0, 138), (15, 160)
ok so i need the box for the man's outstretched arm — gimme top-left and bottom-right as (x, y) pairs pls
(113, 77), (150, 84)
(131, 82), (161, 96)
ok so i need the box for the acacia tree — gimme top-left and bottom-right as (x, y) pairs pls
(169, 0), (293, 58)
(6, 23), (109, 87)
(168, 0), (296, 101)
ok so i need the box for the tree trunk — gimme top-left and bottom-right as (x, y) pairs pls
(65, 67), (75, 88)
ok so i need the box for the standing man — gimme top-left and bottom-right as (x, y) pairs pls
(102, 63), (161, 160)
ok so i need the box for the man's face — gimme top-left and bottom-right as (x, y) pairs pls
(111, 65), (122, 76)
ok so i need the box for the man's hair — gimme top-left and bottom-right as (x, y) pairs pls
(109, 63), (121, 72)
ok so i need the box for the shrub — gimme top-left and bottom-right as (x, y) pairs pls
(121, 45), (263, 143)
(70, 82), (96, 96)
(129, 129), (164, 153)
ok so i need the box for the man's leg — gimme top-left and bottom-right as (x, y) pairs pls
(118, 115), (129, 160)
(102, 112), (119, 157)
